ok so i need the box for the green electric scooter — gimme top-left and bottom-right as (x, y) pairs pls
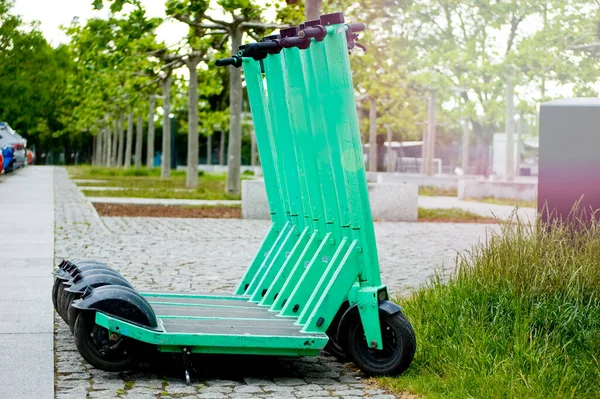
(52, 12), (416, 382)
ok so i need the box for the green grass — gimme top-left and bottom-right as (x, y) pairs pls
(68, 166), (241, 200)
(418, 186), (458, 197)
(418, 207), (495, 222)
(381, 215), (600, 398)
(469, 196), (537, 209)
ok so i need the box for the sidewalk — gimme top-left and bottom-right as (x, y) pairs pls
(0, 167), (54, 398)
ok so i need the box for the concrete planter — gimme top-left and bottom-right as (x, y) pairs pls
(242, 180), (418, 222)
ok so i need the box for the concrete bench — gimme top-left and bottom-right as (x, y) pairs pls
(242, 180), (418, 222)
(366, 172), (477, 189)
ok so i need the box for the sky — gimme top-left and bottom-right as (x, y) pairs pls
(12, 0), (187, 47)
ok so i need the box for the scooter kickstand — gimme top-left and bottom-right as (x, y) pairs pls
(182, 347), (191, 385)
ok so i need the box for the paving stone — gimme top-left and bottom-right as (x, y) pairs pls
(53, 167), (493, 399)
(273, 378), (306, 386)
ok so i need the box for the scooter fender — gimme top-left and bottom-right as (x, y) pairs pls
(65, 273), (133, 294)
(72, 285), (158, 329)
(336, 300), (403, 347)
(63, 268), (124, 287)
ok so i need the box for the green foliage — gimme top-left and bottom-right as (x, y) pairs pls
(0, 1), (75, 154)
(383, 215), (600, 398)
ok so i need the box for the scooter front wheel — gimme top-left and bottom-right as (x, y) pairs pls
(346, 311), (416, 376)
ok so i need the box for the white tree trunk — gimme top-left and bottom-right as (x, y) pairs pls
(161, 76), (173, 179)
(219, 131), (225, 166)
(386, 126), (393, 172)
(206, 134), (212, 165)
(105, 120), (112, 167)
(92, 131), (97, 165)
(186, 58), (200, 189)
(420, 122), (428, 174)
(505, 78), (515, 181)
(368, 97), (377, 172)
(250, 127), (257, 167)
(305, 0), (322, 20)
(135, 115), (143, 168)
(124, 112), (133, 168)
(461, 118), (470, 173)
(117, 112), (125, 167)
(95, 131), (103, 165)
(226, 27), (243, 195)
(111, 118), (118, 166)
(424, 91), (436, 176)
(147, 95), (155, 169)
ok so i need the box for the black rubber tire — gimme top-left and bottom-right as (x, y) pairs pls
(55, 282), (68, 321)
(323, 300), (350, 361)
(347, 311), (416, 376)
(323, 339), (348, 361)
(60, 291), (78, 332)
(74, 311), (138, 372)
(52, 278), (61, 311)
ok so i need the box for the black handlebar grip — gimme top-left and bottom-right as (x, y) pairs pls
(245, 41), (280, 52)
(347, 23), (366, 33)
(298, 25), (326, 41)
(215, 56), (242, 68)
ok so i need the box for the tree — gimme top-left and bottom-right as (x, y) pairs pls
(165, 0), (228, 188)
(165, 0), (284, 194)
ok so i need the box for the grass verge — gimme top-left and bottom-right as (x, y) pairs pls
(69, 166), (240, 200)
(418, 207), (496, 223)
(93, 203), (241, 218)
(381, 215), (600, 398)
(467, 196), (537, 209)
(418, 186), (458, 197)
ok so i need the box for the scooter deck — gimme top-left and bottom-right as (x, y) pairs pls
(95, 291), (328, 356)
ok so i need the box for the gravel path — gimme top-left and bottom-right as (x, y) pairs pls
(54, 168), (494, 399)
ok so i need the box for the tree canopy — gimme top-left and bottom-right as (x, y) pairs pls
(0, 0), (598, 175)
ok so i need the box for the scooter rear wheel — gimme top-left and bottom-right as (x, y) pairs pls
(346, 311), (416, 376)
(74, 311), (137, 372)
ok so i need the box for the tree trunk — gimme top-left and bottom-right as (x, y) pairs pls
(425, 91), (436, 176)
(250, 127), (257, 167)
(219, 131), (225, 166)
(420, 123), (428, 174)
(368, 97), (377, 172)
(461, 118), (470, 173)
(92, 132), (97, 165)
(226, 27), (243, 195)
(161, 76), (173, 179)
(305, 0), (322, 20)
(105, 119), (112, 167)
(117, 112), (125, 167)
(186, 58), (200, 189)
(147, 95), (155, 169)
(206, 134), (212, 165)
(386, 126), (393, 172)
(111, 118), (118, 166)
(95, 130), (103, 165)
(505, 78), (515, 181)
(124, 112), (133, 168)
(135, 115), (143, 168)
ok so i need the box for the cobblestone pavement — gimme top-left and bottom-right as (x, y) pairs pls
(54, 168), (494, 399)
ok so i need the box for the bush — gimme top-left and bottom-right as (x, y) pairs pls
(383, 214), (600, 398)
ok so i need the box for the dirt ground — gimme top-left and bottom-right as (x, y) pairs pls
(93, 203), (242, 219)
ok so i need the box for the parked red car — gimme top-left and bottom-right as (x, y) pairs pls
(0, 152), (4, 175)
